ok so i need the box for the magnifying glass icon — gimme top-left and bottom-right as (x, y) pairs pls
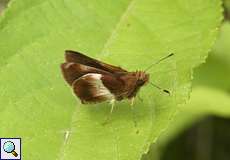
(3, 141), (18, 157)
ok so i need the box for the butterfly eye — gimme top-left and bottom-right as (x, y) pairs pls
(137, 79), (145, 85)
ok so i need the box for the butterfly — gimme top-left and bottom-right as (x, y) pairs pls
(60, 50), (173, 113)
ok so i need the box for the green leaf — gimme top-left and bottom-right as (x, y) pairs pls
(160, 87), (230, 147)
(194, 22), (230, 91)
(143, 87), (230, 160)
(0, 0), (222, 160)
(144, 22), (230, 160)
(158, 22), (230, 152)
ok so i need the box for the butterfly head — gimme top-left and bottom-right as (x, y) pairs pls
(135, 71), (149, 86)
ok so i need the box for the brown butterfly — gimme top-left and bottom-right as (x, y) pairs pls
(60, 50), (173, 113)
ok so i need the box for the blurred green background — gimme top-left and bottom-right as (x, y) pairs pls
(0, 1), (229, 160)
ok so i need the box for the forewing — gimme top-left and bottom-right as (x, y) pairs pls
(60, 62), (111, 86)
(65, 50), (127, 73)
(72, 73), (117, 104)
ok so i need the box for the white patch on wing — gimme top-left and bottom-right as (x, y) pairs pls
(80, 73), (115, 100)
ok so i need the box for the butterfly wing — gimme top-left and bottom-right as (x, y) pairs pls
(72, 73), (124, 104)
(61, 50), (130, 103)
(60, 62), (111, 86)
(65, 50), (127, 73)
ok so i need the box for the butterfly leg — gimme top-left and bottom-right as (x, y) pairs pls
(130, 97), (135, 107)
(129, 97), (139, 133)
(102, 99), (115, 125)
(110, 99), (115, 114)
(137, 94), (143, 102)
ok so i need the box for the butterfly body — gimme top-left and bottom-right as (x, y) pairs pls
(61, 50), (149, 104)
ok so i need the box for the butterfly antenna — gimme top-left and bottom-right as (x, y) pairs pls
(144, 53), (174, 72)
(149, 81), (171, 95)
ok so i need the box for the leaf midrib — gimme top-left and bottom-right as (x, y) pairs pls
(57, 0), (136, 159)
